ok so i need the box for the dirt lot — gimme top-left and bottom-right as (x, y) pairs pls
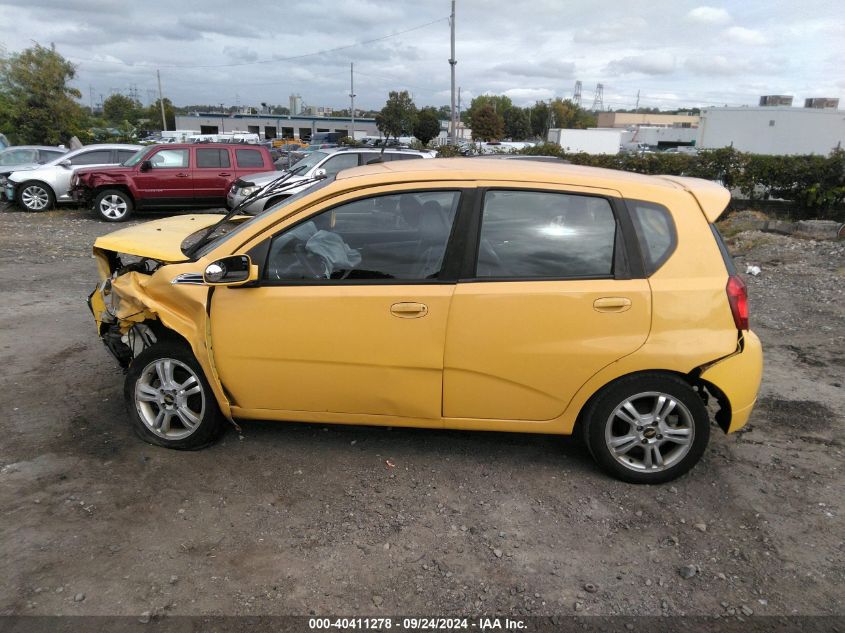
(0, 206), (843, 619)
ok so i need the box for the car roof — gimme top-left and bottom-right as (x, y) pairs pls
(64, 144), (142, 157)
(323, 147), (430, 155)
(334, 157), (730, 222)
(147, 143), (268, 149)
(0, 145), (67, 152)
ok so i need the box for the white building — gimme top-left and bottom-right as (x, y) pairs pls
(697, 106), (845, 155)
(547, 128), (623, 154)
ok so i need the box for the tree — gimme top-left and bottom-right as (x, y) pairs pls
(529, 101), (551, 139)
(464, 94), (513, 126)
(144, 98), (176, 131)
(0, 43), (86, 145)
(375, 90), (417, 141)
(503, 107), (531, 140)
(436, 105), (452, 120)
(471, 104), (504, 141)
(550, 98), (596, 129)
(103, 94), (142, 125)
(413, 107), (441, 145)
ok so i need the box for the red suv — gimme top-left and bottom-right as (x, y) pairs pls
(72, 144), (275, 221)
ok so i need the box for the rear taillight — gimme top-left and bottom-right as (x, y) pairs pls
(726, 275), (748, 330)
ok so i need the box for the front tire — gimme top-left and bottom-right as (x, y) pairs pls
(582, 373), (710, 484)
(94, 189), (134, 222)
(124, 342), (223, 449)
(18, 181), (55, 211)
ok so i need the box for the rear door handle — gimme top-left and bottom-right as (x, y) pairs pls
(176, 173), (190, 178)
(390, 302), (428, 318)
(218, 172), (232, 177)
(593, 297), (632, 312)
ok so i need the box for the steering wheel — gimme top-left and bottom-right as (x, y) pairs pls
(293, 242), (326, 279)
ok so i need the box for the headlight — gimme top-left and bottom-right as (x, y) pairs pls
(239, 186), (259, 196)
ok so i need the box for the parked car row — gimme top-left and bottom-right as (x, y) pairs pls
(2, 144), (141, 211)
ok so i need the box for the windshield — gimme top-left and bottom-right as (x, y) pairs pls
(188, 176), (335, 259)
(0, 148), (37, 166)
(288, 151), (327, 176)
(122, 147), (149, 167)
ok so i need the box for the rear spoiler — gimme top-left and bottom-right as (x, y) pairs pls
(659, 175), (731, 223)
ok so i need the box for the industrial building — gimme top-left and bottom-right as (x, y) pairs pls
(596, 112), (700, 129)
(173, 113), (380, 141)
(697, 105), (845, 155)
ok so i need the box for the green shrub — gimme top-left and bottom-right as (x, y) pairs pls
(515, 145), (845, 220)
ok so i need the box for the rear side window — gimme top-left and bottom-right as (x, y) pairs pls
(390, 153), (423, 160)
(476, 190), (617, 279)
(196, 148), (231, 168)
(71, 150), (114, 166)
(116, 150), (137, 163)
(627, 200), (676, 275)
(236, 149), (264, 168)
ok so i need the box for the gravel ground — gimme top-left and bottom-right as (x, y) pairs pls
(0, 206), (842, 619)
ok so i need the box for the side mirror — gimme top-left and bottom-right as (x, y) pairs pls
(140, 160), (152, 172)
(59, 159), (72, 169)
(203, 255), (258, 286)
(313, 168), (327, 178)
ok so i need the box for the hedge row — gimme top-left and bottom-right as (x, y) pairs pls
(438, 144), (845, 220)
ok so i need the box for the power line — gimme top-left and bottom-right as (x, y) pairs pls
(63, 18), (448, 70)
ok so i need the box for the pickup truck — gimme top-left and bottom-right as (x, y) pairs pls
(72, 144), (275, 221)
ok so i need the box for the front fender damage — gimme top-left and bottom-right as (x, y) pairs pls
(89, 266), (234, 422)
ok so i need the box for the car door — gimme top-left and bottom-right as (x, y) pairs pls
(56, 148), (117, 201)
(209, 187), (465, 422)
(442, 186), (652, 423)
(193, 147), (233, 204)
(134, 147), (192, 203)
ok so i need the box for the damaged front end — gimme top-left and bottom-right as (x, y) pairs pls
(88, 252), (163, 369)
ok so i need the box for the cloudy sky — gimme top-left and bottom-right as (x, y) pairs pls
(0, 0), (842, 112)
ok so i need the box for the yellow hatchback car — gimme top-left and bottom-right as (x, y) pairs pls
(88, 158), (762, 483)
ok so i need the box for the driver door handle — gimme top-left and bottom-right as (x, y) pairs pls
(175, 173), (190, 178)
(218, 172), (232, 177)
(593, 297), (632, 312)
(390, 302), (428, 318)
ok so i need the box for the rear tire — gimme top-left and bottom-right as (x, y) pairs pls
(94, 189), (134, 222)
(124, 342), (223, 450)
(582, 373), (710, 484)
(17, 181), (55, 211)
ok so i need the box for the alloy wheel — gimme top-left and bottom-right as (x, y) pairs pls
(21, 185), (49, 210)
(135, 358), (206, 440)
(604, 391), (695, 472)
(99, 195), (128, 220)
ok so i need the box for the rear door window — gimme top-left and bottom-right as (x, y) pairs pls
(476, 190), (617, 278)
(320, 153), (359, 177)
(236, 149), (264, 168)
(196, 148), (231, 168)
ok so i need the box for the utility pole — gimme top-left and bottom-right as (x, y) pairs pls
(349, 62), (356, 139)
(457, 86), (462, 141)
(157, 70), (167, 131)
(89, 86), (95, 114)
(449, 0), (457, 145)
(636, 90), (640, 111)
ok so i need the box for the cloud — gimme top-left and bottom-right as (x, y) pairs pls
(491, 61), (575, 79)
(222, 46), (259, 63)
(686, 6), (732, 25)
(572, 18), (648, 44)
(685, 55), (784, 76)
(723, 26), (768, 46)
(501, 88), (555, 105)
(605, 54), (676, 76)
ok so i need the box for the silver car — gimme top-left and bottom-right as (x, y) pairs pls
(6, 144), (141, 211)
(227, 147), (435, 213)
(0, 146), (68, 193)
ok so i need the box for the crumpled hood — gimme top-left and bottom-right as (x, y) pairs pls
(93, 214), (226, 262)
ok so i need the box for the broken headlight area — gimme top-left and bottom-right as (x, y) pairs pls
(102, 322), (158, 369)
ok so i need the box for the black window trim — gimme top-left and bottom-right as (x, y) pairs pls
(458, 186), (643, 283)
(625, 198), (677, 277)
(252, 187), (473, 287)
